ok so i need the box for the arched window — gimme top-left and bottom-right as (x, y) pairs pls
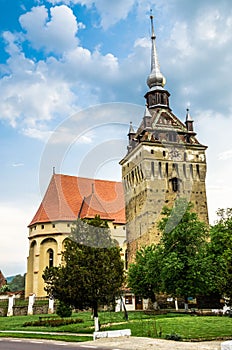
(196, 164), (200, 178)
(166, 163), (169, 177)
(171, 177), (180, 192)
(190, 164), (193, 178)
(183, 164), (187, 178)
(158, 162), (162, 178)
(47, 249), (54, 268)
(151, 162), (155, 177)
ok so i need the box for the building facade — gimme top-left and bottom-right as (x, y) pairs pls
(120, 15), (208, 263)
(26, 15), (209, 299)
(25, 174), (126, 297)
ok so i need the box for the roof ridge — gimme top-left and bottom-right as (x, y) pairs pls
(79, 191), (110, 219)
(29, 175), (125, 226)
(54, 173), (122, 184)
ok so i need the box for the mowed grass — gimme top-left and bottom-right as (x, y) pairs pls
(0, 311), (232, 342)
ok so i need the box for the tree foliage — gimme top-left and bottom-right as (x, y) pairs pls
(0, 284), (10, 293)
(8, 274), (25, 292)
(128, 199), (215, 308)
(208, 208), (232, 304)
(43, 215), (124, 317)
(127, 245), (162, 303)
(157, 199), (212, 304)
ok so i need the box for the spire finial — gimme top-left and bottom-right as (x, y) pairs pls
(186, 108), (193, 122)
(147, 10), (166, 90)
(150, 9), (155, 39)
(128, 121), (135, 134)
(185, 107), (194, 132)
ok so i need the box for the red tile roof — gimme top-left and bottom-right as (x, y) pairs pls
(29, 174), (125, 226)
(0, 270), (6, 288)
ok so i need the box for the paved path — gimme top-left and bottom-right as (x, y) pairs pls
(84, 337), (222, 350)
(0, 330), (91, 337)
(0, 331), (225, 350)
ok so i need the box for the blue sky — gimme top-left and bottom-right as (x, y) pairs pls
(1, 0), (232, 276)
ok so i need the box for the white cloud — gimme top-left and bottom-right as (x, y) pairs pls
(218, 149), (232, 161)
(194, 110), (232, 223)
(19, 5), (79, 54)
(0, 53), (77, 130)
(46, 0), (135, 29)
(23, 127), (53, 141)
(168, 21), (195, 60)
(194, 7), (232, 47)
(0, 203), (35, 276)
(11, 163), (24, 167)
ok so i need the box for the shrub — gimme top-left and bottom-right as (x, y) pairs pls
(23, 317), (83, 327)
(56, 301), (72, 318)
(165, 333), (182, 341)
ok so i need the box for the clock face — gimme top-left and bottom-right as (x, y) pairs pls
(169, 148), (182, 160)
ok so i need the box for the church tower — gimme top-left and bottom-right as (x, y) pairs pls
(120, 15), (208, 262)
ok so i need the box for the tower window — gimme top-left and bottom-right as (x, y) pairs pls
(41, 224), (44, 229)
(158, 162), (162, 178)
(196, 164), (200, 178)
(131, 170), (135, 184)
(171, 177), (180, 192)
(151, 150), (154, 154)
(47, 249), (54, 268)
(169, 132), (177, 142)
(151, 162), (155, 177)
(154, 132), (159, 140)
(190, 164), (193, 178)
(166, 163), (168, 177)
(183, 164), (187, 178)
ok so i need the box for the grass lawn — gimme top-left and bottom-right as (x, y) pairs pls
(0, 311), (232, 342)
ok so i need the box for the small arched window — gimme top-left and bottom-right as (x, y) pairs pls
(151, 162), (155, 177)
(47, 249), (54, 268)
(171, 177), (180, 192)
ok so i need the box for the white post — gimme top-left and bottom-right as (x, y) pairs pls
(28, 294), (35, 315)
(48, 297), (54, 314)
(94, 317), (99, 332)
(7, 295), (15, 316)
(115, 297), (122, 312)
(175, 297), (179, 311)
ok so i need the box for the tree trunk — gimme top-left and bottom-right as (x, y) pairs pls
(184, 296), (189, 312)
(93, 302), (99, 332)
(175, 297), (179, 311)
(120, 296), (128, 320)
(150, 294), (158, 310)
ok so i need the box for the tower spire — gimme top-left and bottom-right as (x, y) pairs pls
(147, 11), (166, 90)
(185, 108), (194, 132)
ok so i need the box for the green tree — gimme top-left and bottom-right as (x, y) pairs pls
(43, 215), (124, 330)
(208, 208), (232, 304)
(127, 245), (162, 308)
(0, 284), (10, 293)
(8, 274), (25, 292)
(157, 198), (211, 310)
